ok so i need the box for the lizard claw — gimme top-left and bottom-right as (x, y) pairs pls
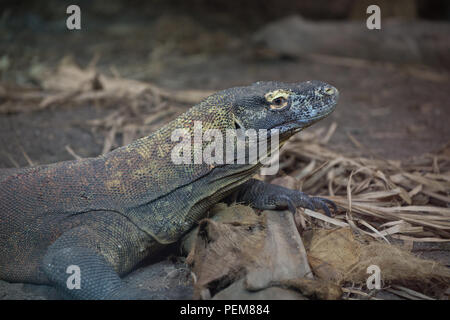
(292, 193), (316, 212)
(310, 197), (337, 217)
(278, 195), (297, 215)
(275, 191), (338, 217)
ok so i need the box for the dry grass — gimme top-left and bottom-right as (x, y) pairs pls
(0, 59), (211, 154)
(271, 126), (450, 244)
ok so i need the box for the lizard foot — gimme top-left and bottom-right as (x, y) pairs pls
(308, 196), (338, 217)
(237, 179), (338, 217)
(262, 190), (337, 217)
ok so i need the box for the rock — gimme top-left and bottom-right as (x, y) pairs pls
(252, 15), (450, 69)
(213, 278), (307, 300)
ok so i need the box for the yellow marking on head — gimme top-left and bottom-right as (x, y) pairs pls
(265, 89), (292, 110)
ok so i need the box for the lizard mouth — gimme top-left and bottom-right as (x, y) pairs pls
(272, 96), (338, 134)
(272, 109), (335, 134)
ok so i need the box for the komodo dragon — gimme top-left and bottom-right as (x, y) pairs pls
(0, 80), (338, 299)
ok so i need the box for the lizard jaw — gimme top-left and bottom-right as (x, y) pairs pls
(272, 101), (337, 136)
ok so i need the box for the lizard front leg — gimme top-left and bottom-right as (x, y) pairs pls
(233, 178), (337, 217)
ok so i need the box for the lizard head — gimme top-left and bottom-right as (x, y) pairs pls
(229, 80), (338, 139)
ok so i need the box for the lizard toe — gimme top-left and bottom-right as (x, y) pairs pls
(277, 195), (297, 215)
(311, 197), (337, 217)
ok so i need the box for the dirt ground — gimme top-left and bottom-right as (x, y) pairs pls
(0, 3), (449, 299)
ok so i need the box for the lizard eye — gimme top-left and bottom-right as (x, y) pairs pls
(269, 96), (288, 110)
(265, 89), (291, 110)
(273, 97), (284, 105)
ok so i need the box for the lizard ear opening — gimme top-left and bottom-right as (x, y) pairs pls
(233, 116), (247, 141)
(234, 117), (244, 130)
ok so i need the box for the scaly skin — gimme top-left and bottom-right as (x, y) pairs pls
(0, 80), (338, 299)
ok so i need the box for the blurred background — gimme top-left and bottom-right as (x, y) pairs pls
(0, 0), (449, 167)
